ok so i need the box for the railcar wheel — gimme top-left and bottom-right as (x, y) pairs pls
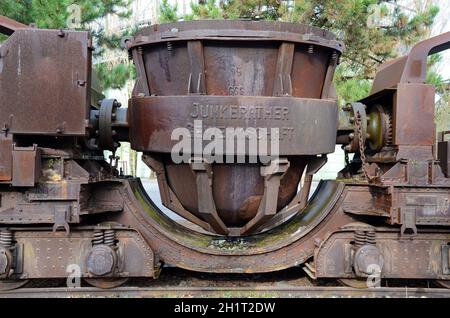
(84, 277), (128, 289)
(338, 278), (369, 289)
(0, 280), (29, 291)
(434, 280), (450, 289)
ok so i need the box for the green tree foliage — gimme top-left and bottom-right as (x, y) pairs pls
(221, 0), (281, 20)
(186, 0), (222, 20)
(0, 0), (131, 29)
(280, 1), (439, 103)
(436, 88), (450, 133)
(160, 0), (179, 23)
(0, 0), (134, 90)
(96, 62), (136, 90)
(160, 0), (440, 105)
(429, 54), (450, 132)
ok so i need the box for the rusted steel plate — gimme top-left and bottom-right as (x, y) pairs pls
(14, 230), (156, 279)
(369, 31), (450, 95)
(0, 200), (76, 224)
(0, 15), (27, 36)
(0, 29), (90, 136)
(128, 96), (338, 156)
(133, 37), (334, 98)
(0, 136), (12, 181)
(315, 230), (450, 280)
(400, 189), (450, 226)
(163, 160), (308, 227)
(394, 83), (435, 147)
(12, 146), (41, 187)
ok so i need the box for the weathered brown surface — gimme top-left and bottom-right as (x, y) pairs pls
(0, 29), (90, 136)
(0, 16), (27, 36)
(0, 17), (450, 292)
(127, 20), (342, 232)
(369, 30), (450, 95)
(128, 96), (338, 155)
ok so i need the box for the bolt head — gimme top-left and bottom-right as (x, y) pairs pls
(86, 245), (117, 277)
(0, 248), (11, 277)
(354, 245), (384, 277)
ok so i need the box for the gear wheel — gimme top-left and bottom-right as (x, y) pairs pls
(366, 104), (392, 152)
(385, 110), (393, 146)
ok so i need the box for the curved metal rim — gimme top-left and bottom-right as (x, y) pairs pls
(136, 20), (339, 38)
(124, 178), (345, 256)
(0, 279), (29, 291)
(130, 32), (343, 52)
(129, 20), (344, 52)
(434, 280), (450, 289)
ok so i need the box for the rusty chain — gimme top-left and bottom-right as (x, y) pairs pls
(355, 110), (371, 180)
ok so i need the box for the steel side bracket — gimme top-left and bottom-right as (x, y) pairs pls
(400, 207), (418, 237)
(190, 158), (229, 235)
(142, 155), (212, 232)
(241, 158), (290, 234)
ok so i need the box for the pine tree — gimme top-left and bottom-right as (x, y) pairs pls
(161, 0), (440, 105)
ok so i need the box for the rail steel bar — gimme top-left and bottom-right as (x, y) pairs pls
(1, 286), (450, 298)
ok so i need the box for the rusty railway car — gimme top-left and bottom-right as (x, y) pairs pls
(0, 16), (449, 290)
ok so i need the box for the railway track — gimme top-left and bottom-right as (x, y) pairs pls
(1, 285), (450, 298)
(0, 268), (449, 298)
